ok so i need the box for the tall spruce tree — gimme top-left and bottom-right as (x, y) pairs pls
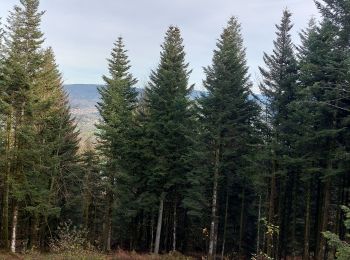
(0, 18), (7, 250)
(296, 15), (350, 259)
(258, 9), (298, 258)
(143, 26), (194, 254)
(38, 49), (80, 246)
(81, 145), (104, 246)
(95, 37), (138, 251)
(0, 0), (46, 250)
(199, 17), (260, 258)
(0, 0), (80, 251)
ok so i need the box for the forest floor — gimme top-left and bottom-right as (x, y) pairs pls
(0, 250), (196, 260)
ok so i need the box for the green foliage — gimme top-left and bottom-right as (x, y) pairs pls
(323, 206), (350, 260)
(95, 36), (139, 250)
(0, 0), (80, 250)
(143, 25), (195, 204)
(195, 16), (261, 254)
(0, 0), (350, 257)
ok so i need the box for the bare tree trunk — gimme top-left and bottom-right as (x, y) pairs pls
(291, 174), (298, 259)
(1, 112), (12, 250)
(150, 214), (154, 253)
(267, 154), (276, 258)
(303, 180), (311, 260)
(239, 187), (245, 258)
(10, 204), (18, 253)
(172, 198), (177, 252)
(154, 192), (165, 254)
(105, 180), (113, 252)
(317, 178), (331, 260)
(257, 194), (262, 255)
(106, 213), (112, 252)
(209, 146), (220, 259)
(29, 214), (39, 250)
(221, 191), (229, 260)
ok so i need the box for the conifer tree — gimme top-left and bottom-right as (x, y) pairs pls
(95, 37), (138, 251)
(0, 18), (9, 250)
(0, 0), (80, 250)
(199, 17), (260, 258)
(258, 9), (298, 258)
(37, 49), (80, 245)
(296, 16), (350, 259)
(81, 145), (104, 245)
(0, 0), (46, 250)
(143, 26), (194, 254)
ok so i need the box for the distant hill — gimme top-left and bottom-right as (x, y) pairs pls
(64, 84), (202, 107)
(63, 84), (262, 138)
(63, 84), (203, 138)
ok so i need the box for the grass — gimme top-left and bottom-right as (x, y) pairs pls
(0, 250), (195, 260)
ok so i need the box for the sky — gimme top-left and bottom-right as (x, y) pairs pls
(0, 0), (319, 91)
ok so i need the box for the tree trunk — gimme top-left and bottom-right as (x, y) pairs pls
(209, 146), (220, 259)
(317, 178), (331, 260)
(267, 157), (276, 258)
(104, 179), (113, 252)
(150, 214), (154, 253)
(239, 187), (245, 258)
(291, 174), (298, 259)
(154, 192), (165, 254)
(257, 194), (262, 254)
(106, 214), (112, 252)
(1, 112), (12, 250)
(303, 180), (311, 260)
(221, 191), (229, 260)
(315, 177), (322, 256)
(10, 204), (18, 253)
(172, 198), (177, 252)
(29, 214), (39, 250)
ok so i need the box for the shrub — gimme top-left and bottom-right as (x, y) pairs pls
(49, 220), (96, 256)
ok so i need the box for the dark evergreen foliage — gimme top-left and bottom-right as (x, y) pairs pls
(0, 0), (349, 258)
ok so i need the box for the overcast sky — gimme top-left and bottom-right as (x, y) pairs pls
(0, 0), (319, 91)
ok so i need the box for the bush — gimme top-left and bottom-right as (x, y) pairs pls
(49, 220), (96, 256)
(323, 206), (350, 260)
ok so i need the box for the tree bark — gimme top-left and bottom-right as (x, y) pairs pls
(257, 194), (262, 254)
(1, 112), (12, 250)
(267, 155), (276, 258)
(239, 187), (245, 258)
(172, 198), (177, 252)
(154, 192), (165, 254)
(10, 204), (18, 253)
(104, 176), (113, 252)
(221, 191), (229, 260)
(303, 180), (311, 260)
(209, 146), (220, 259)
(106, 212), (112, 252)
(291, 174), (298, 259)
(150, 214), (154, 253)
(29, 214), (39, 250)
(317, 178), (331, 260)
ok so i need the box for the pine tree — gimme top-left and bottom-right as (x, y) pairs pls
(0, 0), (80, 250)
(0, 0), (46, 250)
(95, 36), (138, 251)
(0, 17), (9, 250)
(143, 26), (194, 254)
(258, 9), (298, 258)
(296, 16), (350, 259)
(81, 145), (104, 245)
(199, 17), (260, 258)
(37, 48), (80, 246)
